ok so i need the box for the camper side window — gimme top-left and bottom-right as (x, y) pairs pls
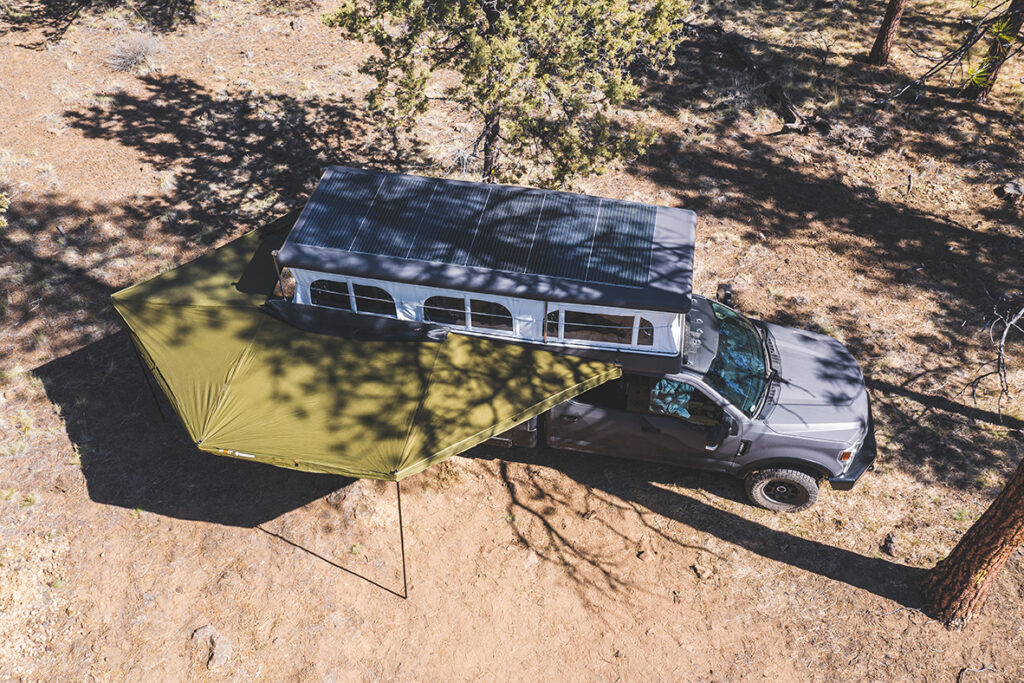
(470, 299), (513, 332)
(545, 310), (560, 339)
(310, 280), (352, 311)
(637, 317), (654, 346)
(352, 284), (397, 317)
(423, 296), (467, 326)
(564, 311), (635, 344)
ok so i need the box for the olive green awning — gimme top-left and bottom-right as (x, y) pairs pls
(111, 217), (620, 481)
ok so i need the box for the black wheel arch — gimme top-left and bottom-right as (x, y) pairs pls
(737, 459), (834, 481)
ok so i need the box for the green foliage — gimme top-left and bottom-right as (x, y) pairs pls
(986, 16), (1019, 44)
(325, 0), (687, 185)
(965, 64), (995, 89)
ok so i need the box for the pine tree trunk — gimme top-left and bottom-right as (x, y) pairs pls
(868, 0), (910, 65)
(482, 115), (500, 182)
(921, 456), (1024, 628)
(962, 0), (1024, 101)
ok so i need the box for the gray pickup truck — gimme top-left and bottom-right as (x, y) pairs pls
(493, 292), (877, 512)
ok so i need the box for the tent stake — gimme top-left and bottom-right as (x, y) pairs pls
(397, 479), (408, 599)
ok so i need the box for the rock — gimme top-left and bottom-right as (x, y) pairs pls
(691, 563), (711, 580)
(880, 532), (896, 556)
(524, 550), (539, 570)
(191, 625), (231, 669)
(995, 181), (1024, 202)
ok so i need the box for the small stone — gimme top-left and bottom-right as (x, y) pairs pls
(880, 532), (896, 556)
(191, 625), (231, 669)
(691, 563), (710, 579)
(998, 180), (1023, 196)
(524, 551), (539, 569)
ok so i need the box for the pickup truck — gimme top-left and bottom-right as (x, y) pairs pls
(491, 291), (876, 513)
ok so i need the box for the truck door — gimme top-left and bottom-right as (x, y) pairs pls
(546, 378), (635, 457)
(631, 376), (743, 469)
(547, 375), (742, 469)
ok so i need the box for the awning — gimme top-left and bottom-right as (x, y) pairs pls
(111, 216), (620, 481)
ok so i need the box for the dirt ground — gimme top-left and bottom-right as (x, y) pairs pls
(2, 0), (1023, 680)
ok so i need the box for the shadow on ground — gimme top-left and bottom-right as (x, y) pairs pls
(34, 333), (351, 527)
(2, 0), (197, 45)
(478, 444), (926, 608)
(34, 328), (925, 607)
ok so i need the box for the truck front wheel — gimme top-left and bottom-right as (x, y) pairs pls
(745, 468), (819, 512)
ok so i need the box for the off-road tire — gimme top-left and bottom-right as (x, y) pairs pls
(745, 468), (819, 512)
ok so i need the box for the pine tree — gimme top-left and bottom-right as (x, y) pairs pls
(868, 0), (910, 65)
(922, 454), (1024, 627)
(922, 304), (1024, 627)
(963, 0), (1024, 101)
(325, 0), (687, 185)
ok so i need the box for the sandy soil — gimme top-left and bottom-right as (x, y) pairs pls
(2, 0), (1023, 680)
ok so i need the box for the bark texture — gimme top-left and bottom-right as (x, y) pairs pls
(921, 456), (1024, 628)
(963, 0), (1024, 101)
(482, 115), (500, 181)
(868, 0), (910, 66)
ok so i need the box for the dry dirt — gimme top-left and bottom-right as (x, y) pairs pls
(2, 0), (1023, 680)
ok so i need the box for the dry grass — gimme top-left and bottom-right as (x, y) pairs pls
(106, 33), (161, 72)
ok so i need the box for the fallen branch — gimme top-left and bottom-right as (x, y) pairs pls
(875, 0), (1024, 104)
(957, 664), (998, 683)
(721, 34), (831, 134)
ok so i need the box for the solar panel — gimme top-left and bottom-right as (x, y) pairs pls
(287, 167), (661, 288)
(288, 170), (381, 251)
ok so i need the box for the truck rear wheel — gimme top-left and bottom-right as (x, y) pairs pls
(745, 468), (819, 512)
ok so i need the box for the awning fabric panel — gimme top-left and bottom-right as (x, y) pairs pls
(395, 334), (619, 479)
(198, 321), (445, 479)
(114, 301), (263, 443)
(111, 220), (620, 481)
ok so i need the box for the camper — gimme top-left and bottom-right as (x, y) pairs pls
(274, 166), (875, 512)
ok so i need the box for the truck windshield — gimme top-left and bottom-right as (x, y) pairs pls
(703, 302), (768, 416)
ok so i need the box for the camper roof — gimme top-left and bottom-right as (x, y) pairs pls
(277, 166), (696, 313)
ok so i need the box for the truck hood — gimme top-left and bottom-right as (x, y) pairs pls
(760, 323), (869, 444)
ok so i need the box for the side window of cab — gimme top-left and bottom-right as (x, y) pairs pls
(626, 376), (723, 428)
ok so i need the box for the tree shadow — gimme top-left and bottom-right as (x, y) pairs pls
(479, 444), (926, 608)
(34, 332), (352, 526)
(63, 73), (364, 239)
(2, 74), (372, 360)
(2, 0), (197, 45)
(629, 126), (1021, 487)
(658, 10), (1024, 171)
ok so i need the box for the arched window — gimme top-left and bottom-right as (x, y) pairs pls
(423, 296), (467, 326)
(470, 299), (513, 332)
(637, 318), (654, 346)
(310, 280), (351, 311)
(352, 284), (396, 317)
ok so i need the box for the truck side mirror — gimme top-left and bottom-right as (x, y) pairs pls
(716, 283), (734, 307)
(705, 415), (738, 451)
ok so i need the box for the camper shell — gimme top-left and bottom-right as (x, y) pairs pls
(277, 166), (695, 372)
(272, 166), (876, 512)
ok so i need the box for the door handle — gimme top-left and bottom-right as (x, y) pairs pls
(559, 414), (580, 423)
